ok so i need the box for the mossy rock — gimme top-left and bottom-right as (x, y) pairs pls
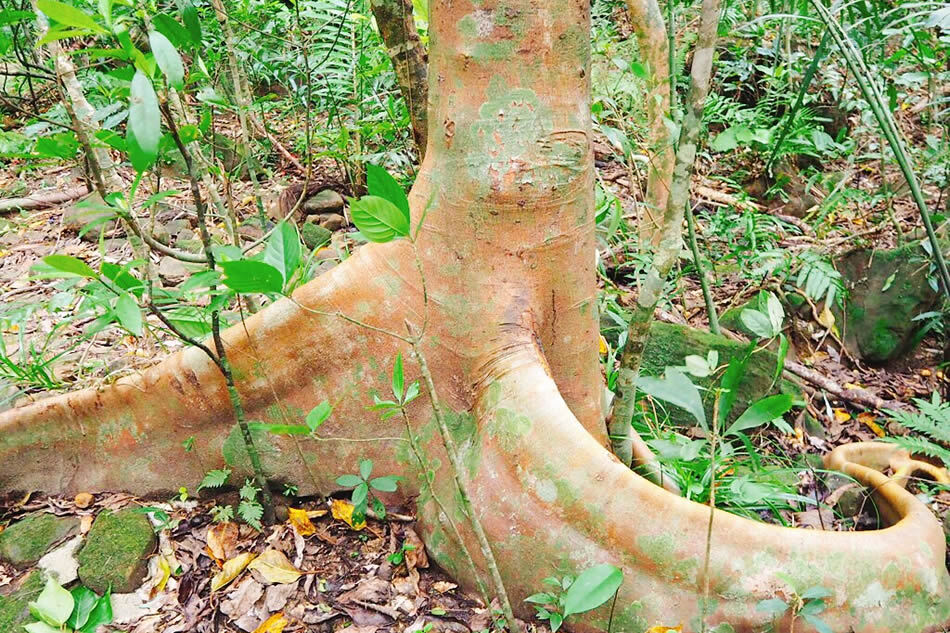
(719, 291), (805, 339)
(640, 322), (800, 426)
(77, 509), (156, 593)
(835, 240), (944, 364)
(0, 571), (45, 631)
(0, 513), (79, 568)
(301, 221), (332, 250)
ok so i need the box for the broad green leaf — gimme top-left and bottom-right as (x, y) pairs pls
(37, 0), (104, 32)
(79, 588), (112, 633)
(740, 308), (775, 339)
(24, 622), (60, 633)
(711, 127), (738, 152)
(392, 353), (404, 401)
(637, 369), (706, 429)
(35, 132), (78, 159)
(262, 222), (301, 285)
(248, 422), (310, 435)
(128, 71), (160, 171)
(366, 164), (410, 218)
(562, 563), (623, 617)
(36, 26), (88, 46)
(152, 13), (192, 50)
(28, 577), (74, 627)
(802, 613), (832, 633)
(181, 1), (202, 45)
(220, 260), (284, 294)
(765, 292), (784, 334)
(756, 598), (788, 616)
(351, 482), (368, 507)
(349, 195), (409, 242)
(67, 585), (98, 630)
(336, 474), (363, 487)
(149, 31), (185, 90)
(306, 400), (332, 432)
(773, 333), (788, 385)
(719, 346), (752, 425)
(369, 475), (400, 492)
(114, 292), (143, 336)
(359, 458), (373, 480)
(725, 394), (796, 437)
(800, 586), (832, 601)
(684, 354), (711, 378)
(43, 254), (97, 278)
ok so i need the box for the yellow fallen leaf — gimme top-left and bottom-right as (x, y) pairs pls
(330, 498), (366, 530)
(150, 554), (172, 599)
(207, 522), (240, 562)
(817, 304), (835, 329)
(253, 613), (289, 633)
(211, 552), (256, 592)
(843, 382), (864, 390)
(287, 507), (316, 536)
(833, 408), (851, 423)
(247, 549), (302, 585)
(646, 627), (682, 633)
(857, 411), (885, 438)
(598, 335), (608, 355)
(242, 195), (255, 205)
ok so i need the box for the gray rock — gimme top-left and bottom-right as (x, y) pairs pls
(316, 213), (346, 232)
(303, 189), (345, 215)
(158, 256), (189, 284)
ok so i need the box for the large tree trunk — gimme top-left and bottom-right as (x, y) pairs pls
(2, 1), (949, 631)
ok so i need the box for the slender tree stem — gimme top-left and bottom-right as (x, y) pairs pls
(686, 203), (720, 334)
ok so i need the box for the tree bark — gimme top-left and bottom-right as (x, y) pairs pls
(2, 1), (948, 631)
(370, 0), (428, 159)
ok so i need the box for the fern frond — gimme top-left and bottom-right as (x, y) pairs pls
(883, 436), (950, 469)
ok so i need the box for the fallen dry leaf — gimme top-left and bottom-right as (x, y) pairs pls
(331, 499), (366, 530)
(645, 627), (682, 633)
(403, 528), (427, 570)
(288, 507), (316, 536)
(74, 492), (93, 508)
(211, 552), (256, 592)
(149, 554), (172, 598)
(253, 613), (289, 633)
(431, 581), (457, 594)
(207, 521), (240, 561)
(248, 549), (303, 584)
(857, 411), (885, 438)
(832, 408), (851, 423)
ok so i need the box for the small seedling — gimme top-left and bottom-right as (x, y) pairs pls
(525, 564), (623, 632)
(756, 585), (833, 633)
(238, 479), (265, 530)
(370, 353), (421, 419)
(210, 504), (235, 523)
(336, 458), (401, 523)
(387, 541), (416, 565)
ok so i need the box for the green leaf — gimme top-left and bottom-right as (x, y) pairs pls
(359, 458), (373, 480)
(101, 262), (144, 297)
(392, 353), (404, 401)
(684, 354), (711, 378)
(152, 14), (192, 50)
(802, 613), (832, 633)
(128, 70), (160, 171)
(336, 474), (363, 488)
(262, 222), (301, 286)
(549, 612), (564, 632)
(369, 475), (400, 492)
(562, 563), (622, 617)
(180, 1), (202, 45)
(351, 482), (369, 507)
(755, 598), (788, 616)
(765, 292), (784, 334)
(248, 422), (310, 435)
(349, 196), (409, 242)
(220, 260), (284, 294)
(28, 577), (74, 627)
(238, 500), (263, 530)
(37, 0), (104, 32)
(35, 132), (79, 159)
(718, 346), (752, 425)
(773, 333), (788, 385)
(24, 622), (60, 633)
(800, 586), (832, 601)
(711, 127), (739, 152)
(114, 292), (143, 336)
(306, 400), (332, 432)
(149, 31), (185, 90)
(637, 369), (707, 429)
(197, 468), (231, 491)
(79, 588), (112, 633)
(66, 586), (97, 630)
(366, 164), (410, 218)
(725, 394), (796, 437)
(740, 308), (775, 339)
(43, 254), (98, 278)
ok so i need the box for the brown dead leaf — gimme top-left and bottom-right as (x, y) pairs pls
(857, 412), (885, 438)
(403, 529), (428, 570)
(287, 508), (316, 536)
(252, 613), (289, 633)
(431, 581), (457, 594)
(248, 549), (303, 585)
(207, 522), (240, 562)
(211, 552), (256, 592)
(331, 499), (366, 530)
(74, 493), (93, 508)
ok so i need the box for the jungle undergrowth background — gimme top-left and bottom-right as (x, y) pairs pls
(0, 0), (949, 629)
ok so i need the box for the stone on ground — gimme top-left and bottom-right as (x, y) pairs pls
(77, 509), (157, 593)
(0, 513), (79, 568)
(301, 221), (332, 250)
(641, 322), (801, 426)
(302, 189), (344, 214)
(836, 240), (942, 363)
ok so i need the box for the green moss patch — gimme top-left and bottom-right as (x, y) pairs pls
(0, 571), (46, 631)
(0, 513), (79, 568)
(77, 509), (156, 593)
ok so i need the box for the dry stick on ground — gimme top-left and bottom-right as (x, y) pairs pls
(0, 187), (89, 213)
(625, 0), (674, 246)
(370, 0), (428, 160)
(609, 0), (722, 467)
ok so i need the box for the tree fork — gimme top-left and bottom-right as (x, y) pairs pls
(1, 1), (948, 631)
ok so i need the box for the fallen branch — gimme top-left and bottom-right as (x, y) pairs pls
(784, 360), (900, 412)
(0, 186), (88, 213)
